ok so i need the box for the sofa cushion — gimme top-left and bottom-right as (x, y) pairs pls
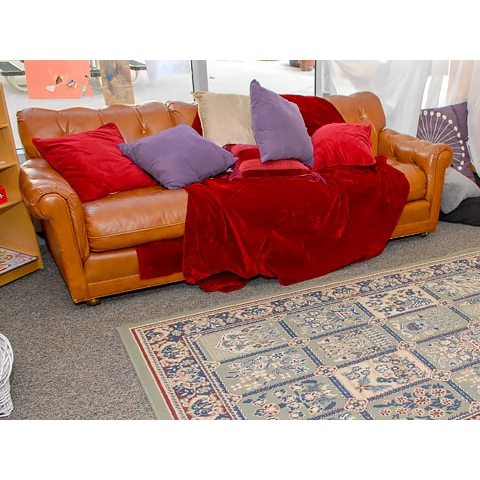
(118, 123), (236, 189)
(193, 91), (256, 147)
(32, 123), (158, 203)
(229, 144), (311, 179)
(83, 186), (188, 252)
(387, 159), (427, 202)
(312, 123), (376, 171)
(250, 79), (314, 166)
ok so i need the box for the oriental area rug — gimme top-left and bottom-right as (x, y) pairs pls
(118, 250), (480, 420)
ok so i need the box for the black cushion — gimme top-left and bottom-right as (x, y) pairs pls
(440, 196), (480, 226)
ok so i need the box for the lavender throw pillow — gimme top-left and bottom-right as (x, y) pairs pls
(118, 123), (236, 189)
(249, 79), (314, 166)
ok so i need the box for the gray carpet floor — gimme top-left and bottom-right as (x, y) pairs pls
(1, 221), (479, 420)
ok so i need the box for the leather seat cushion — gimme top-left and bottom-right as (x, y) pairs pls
(84, 186), (188, 252)
(388, 159), (427, 201)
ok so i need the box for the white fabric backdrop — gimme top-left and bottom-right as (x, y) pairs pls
(466, 63), (480, 172)
(316, 60), (448, 136)
(445, 60), (480, 173)
(317, 60), (479, 173)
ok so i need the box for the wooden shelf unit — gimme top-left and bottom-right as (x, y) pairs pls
(0, 83), (43, 286)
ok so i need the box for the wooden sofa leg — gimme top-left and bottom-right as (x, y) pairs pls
(420, 232), (430, 237)
(86, 298), (102, 306)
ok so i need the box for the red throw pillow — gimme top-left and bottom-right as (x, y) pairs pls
(280, 94), (345, 136)
(32, 123), (157, 203)
(311, 123), (376, 171)
(229, 144), (311, 178)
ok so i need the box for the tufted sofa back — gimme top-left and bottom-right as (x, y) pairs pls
(18, 101), (198, 160)
(326, 91), (386, 156)
(18, 91), (386, 159)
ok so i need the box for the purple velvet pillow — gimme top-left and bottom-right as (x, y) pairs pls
(118, 123), (236, 189)
(249, 79), (314, 166)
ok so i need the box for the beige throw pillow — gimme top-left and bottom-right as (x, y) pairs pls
(193, 91), (257, 147)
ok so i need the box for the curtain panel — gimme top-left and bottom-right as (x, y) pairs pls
(316, 60), (448, 136)
(447, 61), (480, 173)
(316, 60), (480, 172)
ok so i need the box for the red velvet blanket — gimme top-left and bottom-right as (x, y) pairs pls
(180, 159), (409, 292)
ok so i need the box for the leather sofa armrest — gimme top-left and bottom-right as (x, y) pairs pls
(378, 128), (453, 202)
(19, 158), (89, 260)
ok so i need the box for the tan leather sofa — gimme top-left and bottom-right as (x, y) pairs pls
(18, 91), (452, 304)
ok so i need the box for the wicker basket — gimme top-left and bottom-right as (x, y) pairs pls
(0, 332), (14, 417)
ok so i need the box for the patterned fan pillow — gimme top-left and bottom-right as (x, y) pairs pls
(417, 102), (476, 182)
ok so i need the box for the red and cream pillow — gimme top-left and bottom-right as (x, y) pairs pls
(193, 91), (256, 147)
(228, 144), (311, 179)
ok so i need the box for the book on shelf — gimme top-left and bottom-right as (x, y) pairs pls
(0, 247), (37, 274)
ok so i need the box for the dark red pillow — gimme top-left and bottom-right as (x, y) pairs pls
(32, 123), (157, 203)
(229, 144), (311, 178)
(191, 112), (203, 136)
(312, 123), (376, 171)
(280, 94), (345, 136)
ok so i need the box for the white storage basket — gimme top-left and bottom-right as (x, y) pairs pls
(0, 332), (14, 417)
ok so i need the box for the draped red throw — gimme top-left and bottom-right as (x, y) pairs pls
(176, 158), (409, 292)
